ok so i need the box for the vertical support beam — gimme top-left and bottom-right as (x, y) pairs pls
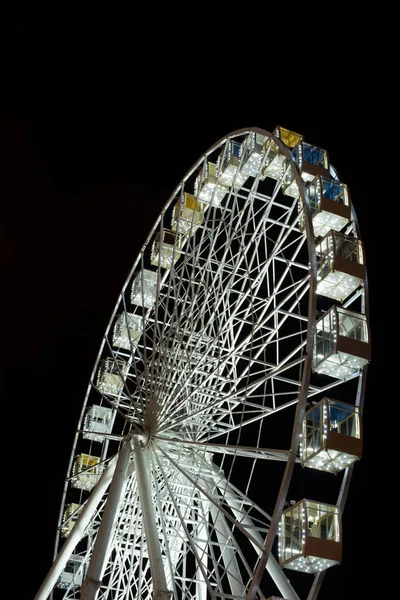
(34, 457), (117, 600)
(195, 495), (209, 600)
(220, 480), (300, 600)
(80, 439), (131, 600)
(209, 503), (245, 598)
(133, 436), (171, 600)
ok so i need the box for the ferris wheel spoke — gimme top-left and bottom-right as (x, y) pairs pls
(202, 196), (301, 329)
(153, 277), (309, 429)
(225, 280), (309, 379)
(151, 449), (219, 600)
(306, 369), (361, 399)
(150, 472), (186, 599)
(150, 192), (290, 408)
(215, 476), (300, 600)
(208, 502), (253, 597)
(109, 481), (145, 596)
(156, 437), (292, 462)
(155, 352), (306, 437)
(176, 255), (309, 390)
(155, 442), (267, 553)
(152, 445), (270, 600)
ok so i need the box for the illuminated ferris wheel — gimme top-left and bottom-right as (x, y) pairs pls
(35, 126), (370, 600)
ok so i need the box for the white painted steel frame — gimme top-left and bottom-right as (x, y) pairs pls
(38, 128), (368, 600)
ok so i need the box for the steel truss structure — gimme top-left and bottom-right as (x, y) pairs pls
(35, 127), (370, 600)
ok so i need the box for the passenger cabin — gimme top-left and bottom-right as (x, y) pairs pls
(83, 404), (113, 442)
(279, 499), (342, 573)
(304, 175), (351, 238)
(313, 306), (370, 379)
(285, 136), (331, 197)
(316, 231), (365, 302)
(113, 312), (143, 351)
(195, 161), (228, 207)
(301, 398), (362, 473)
(151, 228), (183, 270)
(240, 131), (267, 177)
(71, 453), (104, 491)
(262, 125), (304, 181)
(61, 503), (83, 538)
(273, 126), (331, 200)
(97, 357), (127, 396)
(57, 555), (85, 590)
(262, 137), (287, 180)
(131, 269), (158, 308)
(217, 140), (248, 189)
(273, 126), (303, 150)
(171, 192), (204, 236)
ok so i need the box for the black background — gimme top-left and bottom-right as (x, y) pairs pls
(1, 9), (383, 600)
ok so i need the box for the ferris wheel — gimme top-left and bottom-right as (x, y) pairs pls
(35, 126), (370, 600)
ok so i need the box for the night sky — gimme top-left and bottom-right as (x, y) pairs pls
(2, 11), (381, 600)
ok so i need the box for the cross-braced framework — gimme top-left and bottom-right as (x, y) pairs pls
(36, 127), (370, 600)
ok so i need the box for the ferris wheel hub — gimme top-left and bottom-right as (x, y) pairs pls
(132, 428), (156, 448)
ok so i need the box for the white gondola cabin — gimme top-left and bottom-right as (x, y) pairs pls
(131, 269), (158, 308)
(316, 231), (365, 302)
(279, 499), (342, 573)
(83, 404), (113, 442)
(97, 357), (128, 396)
(71, 453), (104, 491)
(240, 131), (267, 177)
(262, 138), (286, 180)
(304, 175), (351, 238)
(113, 312), (143, 350)
(61, 503), (83, 538)
(151, 228), (183, 270)
(217, 140), (248, 188)
(301, 398), (362, 473)
(313, 306), (370, 379)
(56, 555), (85, 590)
(195, 161), (229, 207)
